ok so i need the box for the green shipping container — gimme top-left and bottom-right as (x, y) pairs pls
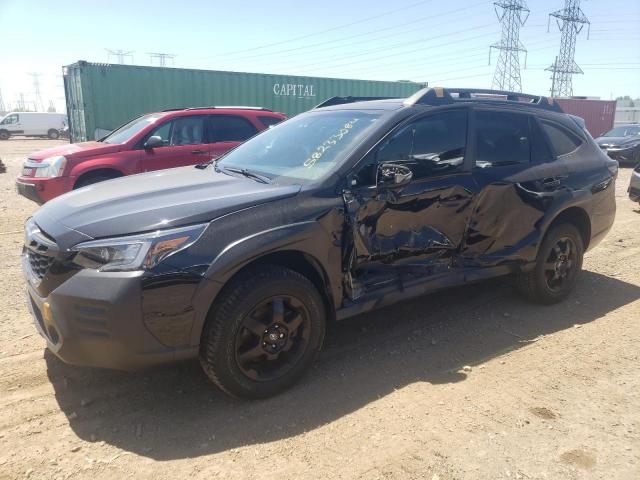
(63, 61), (426, 142)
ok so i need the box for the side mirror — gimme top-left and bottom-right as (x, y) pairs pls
(377, 163), (413, 188)
(144, 135), (164, 149)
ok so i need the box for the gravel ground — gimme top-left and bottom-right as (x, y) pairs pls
(0, 138), (638, 480)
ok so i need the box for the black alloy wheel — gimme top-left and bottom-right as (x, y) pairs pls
(543, 236), (577, 293)
(235, 295), (311, 382)
(515, 223), (584, 304)
(200, 265), (326, 399)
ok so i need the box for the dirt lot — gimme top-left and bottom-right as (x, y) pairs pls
(0, 138), (638, 480)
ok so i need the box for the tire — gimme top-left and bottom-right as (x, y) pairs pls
(199, 265), (326, 399)
(515, 223), (584, 304)
(74, 174), (118, 189)
(0, 130), (10, 140)
(47, 129), (60, 140)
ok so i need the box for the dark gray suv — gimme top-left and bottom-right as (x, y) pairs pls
(23, 88), (617, 398)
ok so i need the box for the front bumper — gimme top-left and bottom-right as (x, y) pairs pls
(15, 176), (75, 204)
(16, 180), (44, 205)
(24, 259), (197, 370)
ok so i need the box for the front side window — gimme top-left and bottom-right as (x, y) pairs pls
(146, 121), (172, 147)
(209, 115), (258, 142)
(541, 120), (582, 156)
(475, 110), (530, 167)
(102, 114), (162, 144)
(1, 114), (18, 125)
(170, 116), (205, 145)
(218, 110), (383, 182)
(373, 110), (467, 179)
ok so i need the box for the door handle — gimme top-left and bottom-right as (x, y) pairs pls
(191, 149), (207, 154)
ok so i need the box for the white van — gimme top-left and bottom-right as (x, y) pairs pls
(0, 112), (67, 140)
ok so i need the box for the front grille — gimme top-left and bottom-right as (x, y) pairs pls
(24, 219), (58, 283)
(28, 250), (55, 280)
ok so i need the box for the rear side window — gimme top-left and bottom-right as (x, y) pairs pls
(475, 110), (530, 167)
(540, 120), (582, 156)
(258, 115), (284, 128)
(208, 115), (258, 142)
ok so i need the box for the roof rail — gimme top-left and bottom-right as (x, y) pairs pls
(185, 106), (273, 111)
(403, 87), (563, 112)
(314, 96), (399, 109)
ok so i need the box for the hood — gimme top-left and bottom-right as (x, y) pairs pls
(28, 141), (123, 161)
(33, 166), (301, 240)
(595, 136), (640, 147)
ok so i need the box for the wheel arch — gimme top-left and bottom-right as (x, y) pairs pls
(73, 167), (124, 189)
(191, 247), (338, 348)
(545, 206), (591, 251)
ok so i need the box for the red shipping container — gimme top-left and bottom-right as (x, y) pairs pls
(554, 98), (616, 138)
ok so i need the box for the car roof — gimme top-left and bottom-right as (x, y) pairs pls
(315, 87), (564, 115)
(155, 107), (285, 117)
(316, 98), (406, 111)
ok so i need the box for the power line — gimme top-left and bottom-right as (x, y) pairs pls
(212, 0), (437, 57)
(546, 0), (590, 97)
(148, 52), (176, 67)
(219, 2), (486, 65)
(106, 49), (134, 64)
(291, 24), (496, 74)
(489, 1), (530, 92)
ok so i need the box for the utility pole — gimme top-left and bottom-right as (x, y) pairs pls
(17, 93), (26, 111)
(27, 73), (44, 111)
(0, 88), (5, 113)
(550, 56), (558, 98)
(106, 49), (134, 64)
(545, 0), (590, 97)
(489, 1), (529, 92)
(148, 52), (176, 67)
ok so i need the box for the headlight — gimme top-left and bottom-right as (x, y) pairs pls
(71, 224), (207, 272)
(34, 156), (67, 177)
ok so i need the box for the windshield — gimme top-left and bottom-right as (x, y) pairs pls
(604, 125), (640, 137)
(218, 110), (383, 182)
(101, 114), (163, 144)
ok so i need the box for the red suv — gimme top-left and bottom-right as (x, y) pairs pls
(16, 107), (286, 204)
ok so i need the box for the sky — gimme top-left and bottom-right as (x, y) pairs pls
(1, 0), (639, 113)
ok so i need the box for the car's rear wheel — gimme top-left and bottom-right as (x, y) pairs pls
(515, 224), (584, 304)
(199, 265), (326, 399)
(0, 130), (10, 140)
(47, 129), (60, 140)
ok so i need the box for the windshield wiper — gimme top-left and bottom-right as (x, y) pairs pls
(195, 159), (216, 169)
(223, 166), (271, 184)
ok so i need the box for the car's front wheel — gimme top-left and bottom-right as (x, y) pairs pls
(47, 129), (60, 139)
(516, 223), (584, 304)
(0, 130), (10, 140)
(199, 265), (326, 399)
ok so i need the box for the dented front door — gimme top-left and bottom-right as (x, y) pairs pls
(345, 109), (477, 282)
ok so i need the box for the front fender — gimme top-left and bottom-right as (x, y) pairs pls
(187, 197), (345, 346)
